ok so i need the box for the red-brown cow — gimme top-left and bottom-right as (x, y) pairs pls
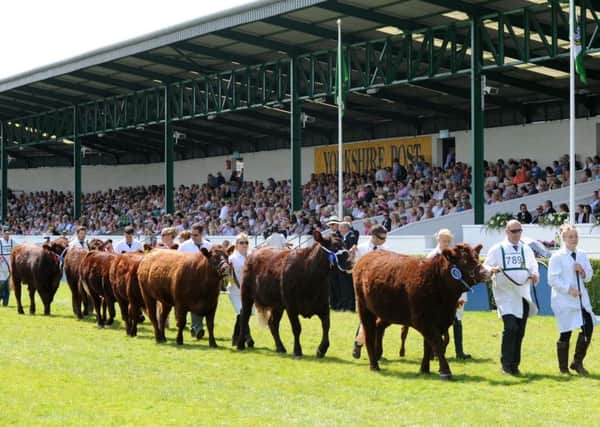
(237, 231), (352, 358)
(137, 246), (231, 345)
(10, 237), (68, 315)
(353, 243), (489, 379)
(80, 251), (119, 327)
(109, 252), (145, 337)
(63, 238), (108, 319)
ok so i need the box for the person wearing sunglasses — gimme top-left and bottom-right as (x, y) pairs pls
(484, 219), (539, 376)
(228, 233), (254, 347)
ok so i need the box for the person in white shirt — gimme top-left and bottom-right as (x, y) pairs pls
(548, 224), (597, 375)
(427, 228), (471, 359)
(484, 220), (539, 376)
(68, 226), (88, 250)
(352, 225), (389, 359)
(178, 222), (212, 340)
(228, 233), (254, 347)
(0, 228), (15, 306)
(114, 226), (144, 253)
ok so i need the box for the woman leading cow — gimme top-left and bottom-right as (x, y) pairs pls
(229, 233), (254, 347)
(548, 224), (598, 375)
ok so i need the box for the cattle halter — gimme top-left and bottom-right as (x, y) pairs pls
(320, 246), (352, 273)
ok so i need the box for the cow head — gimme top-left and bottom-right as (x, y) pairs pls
(314, 230), (353, 272)
(442, 243), (490, 287)
(200, 245), (232, 279)
(87, 238), (105, 251)
(46, 237), (69, 256)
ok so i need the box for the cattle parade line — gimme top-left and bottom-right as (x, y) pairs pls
(1, 282), (599, 426)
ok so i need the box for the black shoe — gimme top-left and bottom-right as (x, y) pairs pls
(456, 353), (472, 360)
(191, 329), (205, 340)
(352, 342), (362, 359)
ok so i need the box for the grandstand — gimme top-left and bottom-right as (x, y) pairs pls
(2, 0), (600, 245)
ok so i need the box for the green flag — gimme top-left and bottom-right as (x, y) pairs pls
(335, 47), (349, 115)
(574, 18), (587, 84)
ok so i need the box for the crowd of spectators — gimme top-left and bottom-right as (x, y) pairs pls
(4, 153), (594, 236)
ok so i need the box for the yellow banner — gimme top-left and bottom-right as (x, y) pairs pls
(314, 136), (432, 175)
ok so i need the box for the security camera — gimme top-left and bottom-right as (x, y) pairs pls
(484, 86), (500, 96)
(81, 146), (93, 157)
(172, 131), (186, 140)
(300, 112), (316, 128)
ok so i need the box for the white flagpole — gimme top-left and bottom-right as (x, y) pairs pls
(337, 19), (343, 219)
(569, 0), (575, 225)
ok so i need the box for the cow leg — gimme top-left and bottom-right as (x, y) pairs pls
(174, 305), (186, 345)
(105, 299), (116, 326)
(28, 286), (36, 315)
(316, 310), (330, 358)
(421, 338), (432, 374)
(69, 281), (84, 319)
(127, 303), (137, 337)
(117, 300), (128, 324)
(205, 308), (218, 348)
(145, 297), (165, 343)
(375, 320), (390, 362)
(269, 307), (287, 354)
(158, 303), (172, 337)
(286, 311), (303, 357)
(13, 278), (24, 315)
(399, 325), (409, 358)
(358, 305), (379, 371)
(426, 332), (452, 380)
(39, 290), (52, 316)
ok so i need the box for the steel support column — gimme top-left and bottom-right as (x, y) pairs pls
(0, 122), (6, 223)
(290, 56), (302, 213)
(471, 16), (485, 225)
(73, 107), (82, 219)
(164, 86), (175, 214)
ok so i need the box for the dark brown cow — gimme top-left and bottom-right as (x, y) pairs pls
(109, 252), (145, 337)
(353, 243), (489, 379)
(137, 246), (231, 345)
(63, 238), (108, 319)
(10, 237), (68, 315)
(237, 230), (352, 358)
(80, 251), (119, 327)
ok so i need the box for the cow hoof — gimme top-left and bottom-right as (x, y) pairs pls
(209, 341), (218, 348)
(237, 343), (246, 351)
(399, 350), (405, 358)
(370, 365), (380, 372)
(439, 373), (453, 381)
(276, 347), (287, 354)
(316, 350), (325, 358)
(176, 338), (183, 345)
(17, 308), (24, 315)
(246, 338), (254, 348)
(106, 319), (114, 326)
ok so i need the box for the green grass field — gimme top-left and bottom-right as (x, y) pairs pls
(1, 285), (598, 427)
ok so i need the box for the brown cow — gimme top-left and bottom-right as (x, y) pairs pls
(109, 252), (145, 337)
(63, 238), (108, 319)
(10, 237), (68, 315)
(353, 243), (489, 379)
(137, 246), (231, 345)
(237, 230), (352, 358)
(80, 251), (119, 327)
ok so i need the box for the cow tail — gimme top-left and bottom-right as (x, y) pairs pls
(255, 306), (271, 328)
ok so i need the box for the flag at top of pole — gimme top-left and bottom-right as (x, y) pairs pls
(574, 7), (588, 85)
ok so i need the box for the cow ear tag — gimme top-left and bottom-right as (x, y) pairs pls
(450, 266), (462, 280)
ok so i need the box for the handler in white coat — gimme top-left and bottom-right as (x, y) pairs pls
(228, 233), (254, 347)
(548, 224), (597, 375)
(427, 228), (471, 359)
(484, 219), (539, 376)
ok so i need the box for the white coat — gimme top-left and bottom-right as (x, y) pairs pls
(228, 250), (248, 314)
(177, 239), (212, 253)
(427, 246), (468, 321)
(548, 247), (598, 333)
(484, 239), (539, 318)
(114, 239), (144, 253)
(354, 240), (388, 261)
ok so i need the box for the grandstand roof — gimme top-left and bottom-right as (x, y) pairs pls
(1, 0), (600, 167)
